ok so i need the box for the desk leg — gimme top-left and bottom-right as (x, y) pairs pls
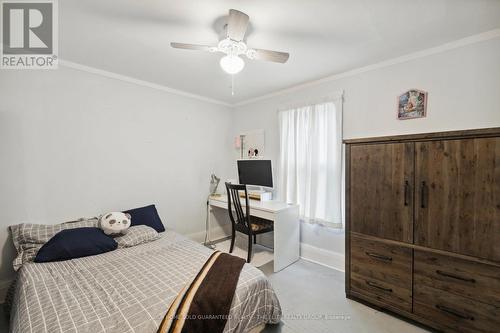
(206, 205), (212, 245)
(273, 206), (300, 272)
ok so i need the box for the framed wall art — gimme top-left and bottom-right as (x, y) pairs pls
(397, 89), (427, 120)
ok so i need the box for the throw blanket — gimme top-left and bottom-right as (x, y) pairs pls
(158, 251), (246, 333)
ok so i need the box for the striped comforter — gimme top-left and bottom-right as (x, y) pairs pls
(9, 231), (282, 333)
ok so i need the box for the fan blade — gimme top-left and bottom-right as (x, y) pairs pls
(249, 49), (290, 63)
(170, 42), (216, 52)
(227, 9), (249, 41)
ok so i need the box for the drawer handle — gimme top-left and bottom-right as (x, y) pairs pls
(365, 252), (393, 262)
(436, 270), (476, 283)
(436, 305), (474, 321)
(365, 281), (393, 293)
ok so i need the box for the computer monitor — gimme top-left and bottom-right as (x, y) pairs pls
(237, 160), (273, 188)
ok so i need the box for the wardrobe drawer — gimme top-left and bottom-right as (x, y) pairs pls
(414, 284), (500, 333)
(350, 234), (413, 311)
(414, 251), (500, 308)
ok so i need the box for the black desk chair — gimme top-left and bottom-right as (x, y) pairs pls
(225, 182), (274, 263)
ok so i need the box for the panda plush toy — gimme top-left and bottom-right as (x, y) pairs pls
(99, 212), (131, 235)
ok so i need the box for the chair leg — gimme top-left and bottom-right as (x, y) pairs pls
(247, 234), (253, 263)
(253, 234), (257, 244)
(229, 228), (235, 253)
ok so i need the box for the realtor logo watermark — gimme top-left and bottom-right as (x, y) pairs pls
(1, 0), (58, 69)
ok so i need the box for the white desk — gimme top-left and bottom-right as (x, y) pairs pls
(208, 194), (300, 272)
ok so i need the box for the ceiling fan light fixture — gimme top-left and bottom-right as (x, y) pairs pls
(220, 54), (245, 74)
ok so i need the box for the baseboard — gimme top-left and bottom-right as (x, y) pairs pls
(0, 279), (12, 304)
(300, 243), (345, 272)
(187, 228), (345, 272)
(186, 225), (230, 244)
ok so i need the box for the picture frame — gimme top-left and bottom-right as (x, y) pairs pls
(235, 129), (265, 159)
(397, 89), (428, 120)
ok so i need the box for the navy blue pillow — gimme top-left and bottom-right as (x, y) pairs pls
(35, 227), (117, 263)
(123, 204), (165, 232)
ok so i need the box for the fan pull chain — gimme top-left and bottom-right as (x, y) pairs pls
(231, 75), (235, 96)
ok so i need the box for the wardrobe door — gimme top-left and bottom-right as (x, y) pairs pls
(415, 138), (500, 262)
(350, 143), (414, 243)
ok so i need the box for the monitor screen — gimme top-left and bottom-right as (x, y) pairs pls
(237, 160), (273, 188)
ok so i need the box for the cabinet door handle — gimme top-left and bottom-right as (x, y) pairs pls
(436, 270), (476, 283)
(420, 181), (428, 208)
(404, 181), (410, 206)
(435, 305), (474, 321)
(365, 252), (393, 262)
(365, 281), (393, 293)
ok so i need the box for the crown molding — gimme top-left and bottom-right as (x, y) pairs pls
(59, 60), (232, 107)
(234, 28), (500, 107)
(59, 29), (500, 109)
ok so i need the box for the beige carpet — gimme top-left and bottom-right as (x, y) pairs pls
(214, 235), (274, 268)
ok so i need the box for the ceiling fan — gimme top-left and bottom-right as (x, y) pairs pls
(171, 9), (290, 75)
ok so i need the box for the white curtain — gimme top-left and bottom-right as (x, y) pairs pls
(278, 98), (343, 228)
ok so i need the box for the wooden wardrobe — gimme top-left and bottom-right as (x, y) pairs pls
(344, 128), (500, 333)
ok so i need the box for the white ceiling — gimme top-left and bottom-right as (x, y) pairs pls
(61, 0), (500, 104)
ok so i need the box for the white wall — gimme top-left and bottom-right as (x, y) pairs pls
(1, 35), (500, 286)
(231, 36), (500, 264)
(0, 66), (232, 285)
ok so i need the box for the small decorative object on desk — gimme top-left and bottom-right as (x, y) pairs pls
(209, 174), (220, 195)
(397, 89), (427, 120)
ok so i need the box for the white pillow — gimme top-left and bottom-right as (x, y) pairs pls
(114, 225), (159, 248)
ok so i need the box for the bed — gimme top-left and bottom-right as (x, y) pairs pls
(8, 230), (282, 333)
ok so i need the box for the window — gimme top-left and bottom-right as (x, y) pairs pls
(278, 98), (343, 228)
